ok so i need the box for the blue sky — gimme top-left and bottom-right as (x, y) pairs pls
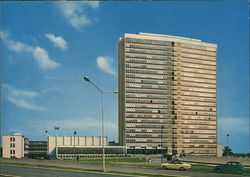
(1, 1), (249, 153)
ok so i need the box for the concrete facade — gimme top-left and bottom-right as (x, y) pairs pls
(2, 133), (26, 158)
(217, 144), (224, 157)
(48, 136), (108, 157)
(118, 33), (217, 156)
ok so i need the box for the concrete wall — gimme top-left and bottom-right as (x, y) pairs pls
(2, 133), (24, 158)
(48, 136), (108, 156)
(217, 144), (223, 157)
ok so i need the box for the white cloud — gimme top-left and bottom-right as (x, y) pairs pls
(3, 84), (39, 98)
(32, 47), (60, 70)
(85, 1), (99, 9)
(1, 31), (60, 71)
(27, 117), (117, 135)
(57, 1), (99, 29)
(96, 56), (116, 75)
(24, 117), (117, 140)
(7, 97), (45, 111)
(46, 118), (116, 130)
(1, 31), (33, 53)
(3, 84), (45, 111)
(45, 33), (67, 50)
(218, 117), (249, 134)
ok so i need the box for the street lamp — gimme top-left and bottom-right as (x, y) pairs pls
(83, 76), (118, 171)
(55, 127), (59, 159)
(226, 134), (230, 156)
(74, 131), (77, 160)
(226, 134), (230, 147)
(161, 125), (164, 163)
(83, 76), (106, 171)
(45, 130), (48, 140)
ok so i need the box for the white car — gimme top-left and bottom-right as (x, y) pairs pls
(161, 160), (191, 171)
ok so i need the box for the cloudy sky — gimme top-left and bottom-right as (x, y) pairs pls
(1, 1), (249, 153)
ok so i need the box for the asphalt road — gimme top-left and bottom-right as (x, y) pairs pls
(1, 165), (131, 177)
(1, 158), (246, 177)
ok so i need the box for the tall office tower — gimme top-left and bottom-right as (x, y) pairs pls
(118, 33), (217, 156)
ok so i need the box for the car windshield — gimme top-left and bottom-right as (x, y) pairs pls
(171, 160), (183, 164)
(226, 162), (241, 166)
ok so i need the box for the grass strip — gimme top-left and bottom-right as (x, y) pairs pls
(1, 162), (182, 177)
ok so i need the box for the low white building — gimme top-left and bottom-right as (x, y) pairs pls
(2, 134), (126, 159)
(2, 133), (27, 158)
(48, 136), (109, 157)
(217, 144), (224, 157)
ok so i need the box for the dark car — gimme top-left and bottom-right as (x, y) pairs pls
(214, 161), (245, 174)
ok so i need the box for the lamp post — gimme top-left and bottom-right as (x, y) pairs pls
(55, 127), (59, 159)
(83, 76), (105, 171)
(161, 125), (164, 163)
(45, 130), (48, 140)
(226, 134), (230, 147)
(83, 76), (118, 171)
(226, 134), (230, 156)
(74, 131), (76, 160)
(45, 130), (48, 158)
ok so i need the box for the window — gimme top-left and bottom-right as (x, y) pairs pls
(13, 150), (15, 154)
(10, 150), (12, 154)
(10, 143), (15, 148)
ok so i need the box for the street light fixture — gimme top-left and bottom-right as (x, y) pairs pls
(45, 130), (48, 140)
(226, 134), (230, 156)
(83, 76), (106, 172)
(55, 127), (59, 159)
(74, 131), (77, 160)
(161, 125), (164, 163)
(226, 134), (230, 147)
(83, 76), (118, 171)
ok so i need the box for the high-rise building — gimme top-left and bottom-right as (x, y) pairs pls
(118, 33), (217, 156)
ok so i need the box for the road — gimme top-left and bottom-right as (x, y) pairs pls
(0, 158), (246, 177)
(1, 165), (132, 177)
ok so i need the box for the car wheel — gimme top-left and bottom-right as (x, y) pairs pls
(180, 167), (185, 171)
(216, 168), (222, 173)
(237, 170), (243, 174)
(163, 166), (168, 170)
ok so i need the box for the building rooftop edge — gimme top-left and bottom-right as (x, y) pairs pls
(123, 32), (217, 47)
(139, 32), (202, 42)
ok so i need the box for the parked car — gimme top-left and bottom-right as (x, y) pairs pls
(161, 160), (191, 171)
(214, 161), (246, 174)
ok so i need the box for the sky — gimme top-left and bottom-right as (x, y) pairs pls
(1, 1), (249, 153)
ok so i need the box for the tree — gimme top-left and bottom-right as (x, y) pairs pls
(223, 146), (233, 156)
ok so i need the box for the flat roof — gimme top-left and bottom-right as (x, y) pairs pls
(139, 32), (202, 42)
